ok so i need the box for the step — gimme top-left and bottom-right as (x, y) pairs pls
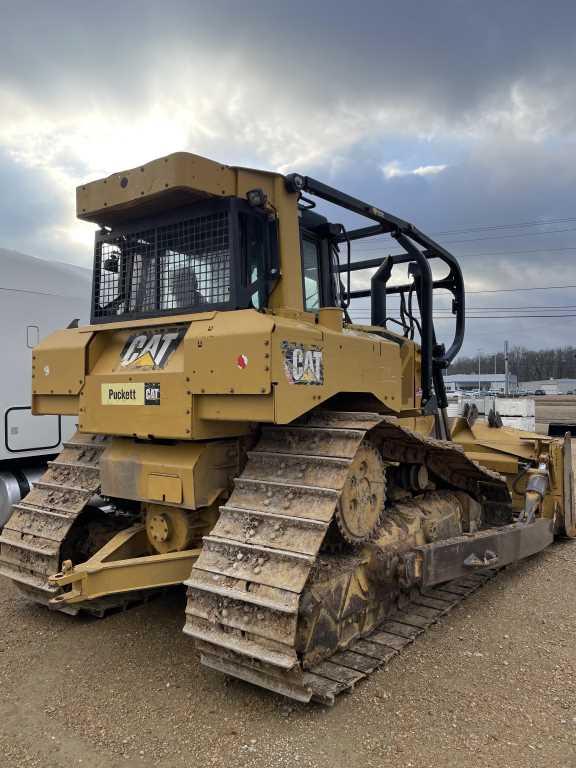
(243, 452), (351, 490)
(256, 426), (365, 459)
(196, 536), (314, 593)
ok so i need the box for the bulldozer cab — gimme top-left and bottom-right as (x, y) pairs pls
(92, 197), (279, 322)
(93, 196), (340, 321)
(83, 152), (465, 415)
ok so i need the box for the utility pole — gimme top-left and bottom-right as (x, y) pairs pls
(478, 348), (483, 393)
(504, 340), (509, 395)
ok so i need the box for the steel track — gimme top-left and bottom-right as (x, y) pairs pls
(0, 413), (511, 700)
(0, 432), (142, 616)
(183, 410), (509, 704)
(198, 570), (498, 705)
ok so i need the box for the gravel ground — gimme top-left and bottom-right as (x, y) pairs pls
(1, 542), (576, 768)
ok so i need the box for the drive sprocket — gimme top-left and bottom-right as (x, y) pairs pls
(335, 441), (387, 545)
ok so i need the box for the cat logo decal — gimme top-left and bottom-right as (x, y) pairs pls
(119, 327), (186, 370)
(281, 341), (324, 385)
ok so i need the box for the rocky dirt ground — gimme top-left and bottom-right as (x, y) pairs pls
(1, 541), (575, 768)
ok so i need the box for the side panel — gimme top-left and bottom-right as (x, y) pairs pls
(272, 318), (402, 424)
(80, 326), (189, 439)
(33, 310), (404, 435)
(33, 328), (93, 396)
(184, 310), (274, 395)
(78, 317), (260, 439)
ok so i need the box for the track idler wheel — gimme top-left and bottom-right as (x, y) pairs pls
(335, 441), (387, 546)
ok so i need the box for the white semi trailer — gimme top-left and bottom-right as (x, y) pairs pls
(0, 248), (91, 526)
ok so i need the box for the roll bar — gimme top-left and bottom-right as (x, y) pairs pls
(285, 173), (465, 410)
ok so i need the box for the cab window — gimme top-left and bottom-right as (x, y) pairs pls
(302, 238), (320, 311)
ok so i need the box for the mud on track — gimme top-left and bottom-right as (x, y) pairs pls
(1, 541), (576, 768)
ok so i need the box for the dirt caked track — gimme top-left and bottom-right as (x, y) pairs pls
(185, 410), (510, 703)
(0, 411), (514, 706)
(0, 433), (108, 608)
(1, 541), (576, 768)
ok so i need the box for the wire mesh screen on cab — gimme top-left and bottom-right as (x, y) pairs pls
(93, 210), (231, 321)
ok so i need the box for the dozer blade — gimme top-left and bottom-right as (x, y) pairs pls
(563, 434), (576, 538)
(414, 517), (554, 587)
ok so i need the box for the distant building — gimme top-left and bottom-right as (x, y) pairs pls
(520, 378), (576, 395)
(444, 373), (518, 393)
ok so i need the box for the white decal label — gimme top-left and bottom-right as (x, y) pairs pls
(102, 383), (144, 405)
(282, 342), (324, 385)
(101, 382), (161, 405)
(119, 327), (186, 370)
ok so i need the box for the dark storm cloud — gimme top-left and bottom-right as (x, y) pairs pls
(336, 137), (576, 241)
(2, 0), (576, 124)
(1, 0), (576, 353)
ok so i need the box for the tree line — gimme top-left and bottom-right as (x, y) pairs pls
(448, 346), (576, 383)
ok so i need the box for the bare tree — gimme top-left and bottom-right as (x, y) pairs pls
(448, 346), (576, 382)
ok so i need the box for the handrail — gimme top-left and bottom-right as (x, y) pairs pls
(286, 173), (465, 408)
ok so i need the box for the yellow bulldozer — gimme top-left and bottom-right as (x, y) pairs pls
(1, 152), (574, 703)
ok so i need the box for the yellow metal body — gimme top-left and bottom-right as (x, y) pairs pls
(36, 151), (411, 429)
(451, 416), (565, 521)
(49, 525), (200, 604)
(33, 310), (407, 433)
(28, 150), (572, 606)
(99, 438), (240, 508)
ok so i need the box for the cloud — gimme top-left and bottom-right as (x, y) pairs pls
(381, 161), (448, 180)
(1, 0), (576, 353)
(2, 1), (576, 173)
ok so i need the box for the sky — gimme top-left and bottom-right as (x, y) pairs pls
(2, 0), (576, 355)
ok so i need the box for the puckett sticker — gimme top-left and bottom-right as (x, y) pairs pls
(101, 382), (161, 405)
(101, 383), (144, 405)
(281, 341), (324, 385)
(119, 327), (186, 370)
